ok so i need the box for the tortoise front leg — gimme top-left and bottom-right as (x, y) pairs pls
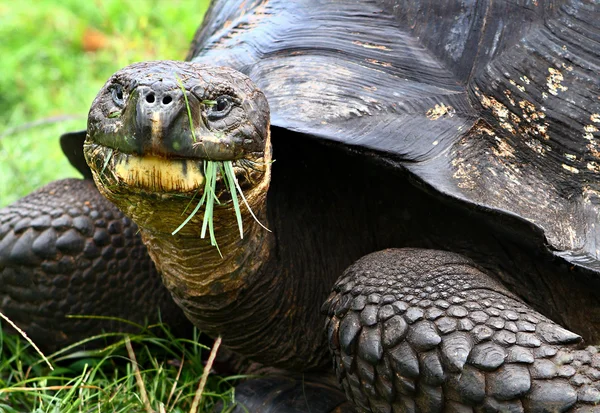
(323, 248), (600, 412)
(0, 178), (187, 351)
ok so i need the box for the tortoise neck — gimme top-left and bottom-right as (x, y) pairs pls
(141, 204), (272, 305)
(141, 201), (330, 371)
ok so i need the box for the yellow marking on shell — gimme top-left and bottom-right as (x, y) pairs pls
(587, 141), (600, 157)
(114, 155), (204, 192)
(509, 113), (521, 124)
(492, 137), (516, 159)
(547, 68), (568, 96)
(562, 164), (579, 174)
(587, 162), (600, 173)
(480, 127), (496, 136)
(591, 114), (600, 123)
(528, 122), (550, 141)
(585, 125), (599, 133)
(479, 94), (509, 119)
(584, 124), (598, 142)
(504, 90), (516, 106)
(365, 58), (392, 67)
(525, 139), (548, 155)
(352, 40), (390, 51)
(426, 103), (455, 120)
(500, 122), (515, 133)
(452, 160), (479, 190)
(509, 79), (526, 92)
(561, 63), (573, 72)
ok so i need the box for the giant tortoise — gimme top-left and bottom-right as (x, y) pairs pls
(2, 0), (600, 411)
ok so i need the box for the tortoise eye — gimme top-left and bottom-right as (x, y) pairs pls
(111, 84), (125, 107)
(207, 95), (233, 120)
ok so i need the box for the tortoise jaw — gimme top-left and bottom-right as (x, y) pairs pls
(84, 141), (261, 196)
(84, 137), (272, 239)
(93, 147), (207, 194)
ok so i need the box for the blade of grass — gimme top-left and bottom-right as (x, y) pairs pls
(172, 190), (207, 236)
(222, 161), (243, 239)
(0, 385), (102, 393)
(200, 161), (215, 239)
(166, 353), (185, 409)
(189, 336), (221, 413)
(200, 161), (222, 257)
(65, 314), (146, 331)
(230, 165), (270, 232)
(0, 311), (53, 371)
(101, 148), (114, 176)
(51, 364), (91, 410)
(125, 336), (153, 413)
(176, 76), (197, 143)
(181, 185), (203, 216)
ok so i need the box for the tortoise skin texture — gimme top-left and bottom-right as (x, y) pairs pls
(324, 249), (600, 411)
(0, 179), (185, 351)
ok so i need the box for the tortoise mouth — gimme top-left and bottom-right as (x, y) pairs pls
(84, 141), (264, 196)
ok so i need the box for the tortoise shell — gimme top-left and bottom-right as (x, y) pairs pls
(187, 0), (600, 271)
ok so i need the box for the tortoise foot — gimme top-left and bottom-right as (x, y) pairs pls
(323, 248), (600, 412)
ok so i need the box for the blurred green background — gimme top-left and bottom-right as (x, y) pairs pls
(0, 0), (210, 207)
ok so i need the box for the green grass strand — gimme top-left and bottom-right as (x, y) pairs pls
(223, 161), (244, 239)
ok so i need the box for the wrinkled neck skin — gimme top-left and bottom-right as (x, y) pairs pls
(95, 171), (329, 371)
(145, 200), (329, 371)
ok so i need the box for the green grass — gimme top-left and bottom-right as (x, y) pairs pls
(0, 1), (246, 411)
(0, 321), (239, 412)
(0, 0), (206, 207)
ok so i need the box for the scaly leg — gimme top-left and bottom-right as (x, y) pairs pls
(323, 248), (599, 412)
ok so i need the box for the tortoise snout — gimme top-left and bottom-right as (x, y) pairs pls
(136, 85), (183, 119)
(131, 84), (195, 153)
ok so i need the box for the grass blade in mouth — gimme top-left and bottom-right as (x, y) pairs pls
(200, 161), (216, 239)
(222, 161), (244, 239)
(230, 164), (271, 232)
(171, 160), (269, 253)
(171, 191), (206, 236)
(101, 148), (114, 176)
(176, 76), (197, 143)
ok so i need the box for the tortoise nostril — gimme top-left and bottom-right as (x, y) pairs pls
(146, 93), (155, 104)
(162, 95), (173, 105)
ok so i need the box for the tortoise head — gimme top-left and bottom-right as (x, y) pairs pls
(84, 61), (272, 239)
